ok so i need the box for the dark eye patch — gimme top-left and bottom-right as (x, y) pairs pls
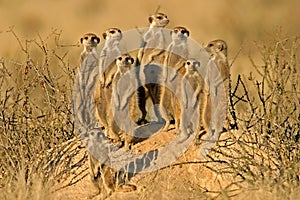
(125, 57), (131, 62)
(109, 30), (116, 34)
(194, 61), (200, 67)
(118, 57), (123, 61)
(187, 61), (191, 65)
(157, 16), (163, 20)
(84, 37), (89, 40)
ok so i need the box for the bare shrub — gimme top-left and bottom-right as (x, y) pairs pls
(202, 35), (300, 199)
(0, 28), (87, 199)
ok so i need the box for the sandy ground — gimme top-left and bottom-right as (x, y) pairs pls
(54, 125), (233, 200)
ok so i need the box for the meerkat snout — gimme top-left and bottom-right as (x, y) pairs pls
(80, 33), (100, 48)
(185, 59), (201, 72)
(172, 26), (190, 37)
(205, 40), (228, 57)
(102, 28), (122, 40)
(116, 54), (134, 67)
(79, 33), (100, 63)
(149, 13), (169, 28)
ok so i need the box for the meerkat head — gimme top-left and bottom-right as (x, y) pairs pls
(102, 28), (122, 41)
(205, 39), (228, 58)
(80, 33), (100, 50)
(116, 54), (134, 69)
(148, 13), (169, 28)
(171, 26), (190, 42)
(185, 59), (201, 73)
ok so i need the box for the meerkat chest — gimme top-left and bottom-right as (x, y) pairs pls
(113, 72), (132, 91)
(186, 74), (204, 90)
(170, 42), (188, 55)
(101, 46), (121, 66)
(144, 29), (165, 49)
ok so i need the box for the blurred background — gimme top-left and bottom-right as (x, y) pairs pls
(0, 0), (299, 74)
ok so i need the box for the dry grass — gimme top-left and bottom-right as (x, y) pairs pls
(1, 29), (299, 200)
(200, 35), (300, 199)
(0, 28), (86, 200)
(0, 1), (300, 199)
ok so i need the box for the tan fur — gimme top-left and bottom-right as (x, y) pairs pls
(160, 26), (190, 131)
(94, 28), (122, 139)
(202, 39), (229, 136)
(79, 33), (100, 63)
(180, 59), (205, 139)
(109, 54), (136, 149)
(87, 130), (136, 199)
(99, 28), (122, 87)
(136, 12), (169, 124)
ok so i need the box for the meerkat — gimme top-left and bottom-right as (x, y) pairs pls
(108, 54), (137, 149)
(99, 28), (122, 87)
(180, 59), (205, 140)
(160, 26), (190, 132)
(94, 28), (122, 132)
(80, 33), (100, 63)
(202, 39), (229, 140)
(135, 12), (169, 125)
(87, 129), (136, 199)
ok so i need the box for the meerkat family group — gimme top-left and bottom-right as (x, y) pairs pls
(79, 11), (229, 197)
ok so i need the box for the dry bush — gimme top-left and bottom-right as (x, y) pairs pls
(1, 27), (299, 200)
(0, 28), (87, 199)
(202, 35), (300, 199)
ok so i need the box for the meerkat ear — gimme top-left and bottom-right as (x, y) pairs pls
(148, 16), (153, 24)
(102, 32), (107, 40)
(80, 38), (83, 44)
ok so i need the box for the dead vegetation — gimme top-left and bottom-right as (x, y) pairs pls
(200, 35), (300, 199)
(0, 29), (299, 200)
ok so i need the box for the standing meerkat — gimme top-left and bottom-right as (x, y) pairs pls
(160, 26), (190, 132)
(136, 12), (169, 125)
(79, 33), (100, 63)
(202, 39), (229, 141)
(87, 129), (137, 199)
(180, 59), (205, 140)
(94, 28), (122, 133)
(108, 54), (137, 149)
(99, 28), (122, 87)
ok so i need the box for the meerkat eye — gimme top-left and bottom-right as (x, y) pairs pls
(174, 29), (178, 33)
(110, 30), (115, 34)
(165, 15), (168, 18)
(208, 43), (213, 47)
(118, 57), (123, 61)
(157, 16), (163, 20)
(125, 57), (131, 63)
(187, 61), (191, 65)
(194, 61), (200, 67)
(84, 37), (89, 40)
(117, 29), (121, 33)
